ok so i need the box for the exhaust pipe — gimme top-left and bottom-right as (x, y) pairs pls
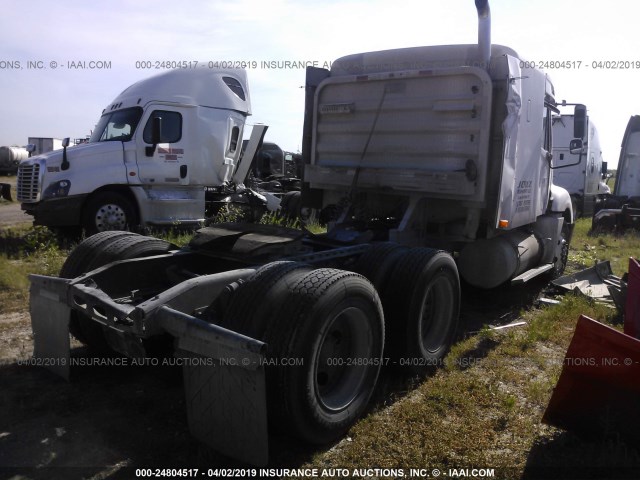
(475, 0), (491, 70)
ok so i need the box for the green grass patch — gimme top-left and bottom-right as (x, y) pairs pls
(150, 228), (195, 247)
(0, 226), (69, 313)
(569, 217), (638, 276)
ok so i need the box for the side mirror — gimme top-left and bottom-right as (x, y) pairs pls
(601, 161), (608, 178)
(573, 104), (586, 139)
(569, 139), (584, 154)
(61, 137), (71, 170)
(26, 144), (36, 157)
(145, 116), (162, 157)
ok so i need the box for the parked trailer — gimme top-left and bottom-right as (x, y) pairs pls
(30, 0), (575, 466)
(26, 137), (64, 157)
(593, 115), (640, 231)
(552, 108), (607, 217)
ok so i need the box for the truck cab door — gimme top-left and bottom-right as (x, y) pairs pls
(498, 56), (550, 228)
(540, 102), (553, 208)
(132, 107), (190, 186)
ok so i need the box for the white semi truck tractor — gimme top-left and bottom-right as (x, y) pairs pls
(552, 106), (607, 218)
(592, 115), (640, 230)
(29, 0), (575, 466)
(17, 68), (272, 233)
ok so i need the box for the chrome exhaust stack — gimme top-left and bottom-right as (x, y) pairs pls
(475, 0), (491, 70)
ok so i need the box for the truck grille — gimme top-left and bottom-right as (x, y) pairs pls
(17, 164), (40, 202)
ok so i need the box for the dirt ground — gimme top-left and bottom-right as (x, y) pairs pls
(1, 174), (33, 227)
(0, 309), (332, 479)
(0, 201), (32, 227)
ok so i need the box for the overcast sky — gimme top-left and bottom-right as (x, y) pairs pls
(1, 0), (638, 167)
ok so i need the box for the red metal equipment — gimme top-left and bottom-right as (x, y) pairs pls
(543, 258), (640, 439)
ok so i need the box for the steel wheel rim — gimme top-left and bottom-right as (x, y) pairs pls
(314, 306), (373, 412)
(95, 203), (127, 231)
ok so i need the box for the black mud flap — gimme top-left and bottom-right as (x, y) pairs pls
(0, 183), (11, 202)
(29, 275), (72, 380)
(157, 306), (269, 466)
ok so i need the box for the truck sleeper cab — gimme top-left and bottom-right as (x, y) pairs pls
(18, 68), (251, 233)
(303, 43), (574, 288)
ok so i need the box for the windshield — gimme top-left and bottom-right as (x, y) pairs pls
(89, 107), (143, 143)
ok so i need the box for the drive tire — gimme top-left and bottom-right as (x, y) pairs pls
(383, 248), (460, 374)
(59, 232), (175, 351)
(264, 269), (384, 444)
(60, 231), (140, 343)
(87, 235), (175, 271)
(352, 242), (408, 293)
(59, 231), (138, 280)
(219, 261), (312, 337)
(83, 191), (139, 235)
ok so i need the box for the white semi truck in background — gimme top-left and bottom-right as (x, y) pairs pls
(552, 107), (608, 217)
(593, 115), (640, 230)
(17, 69), (277, 233)
(30, 0), (578, 466)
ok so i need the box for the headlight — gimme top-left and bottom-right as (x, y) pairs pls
(43, 180), (71, 199)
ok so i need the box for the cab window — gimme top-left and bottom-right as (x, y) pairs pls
(89, 107), (143, 143)
(143, 110), (182, 143)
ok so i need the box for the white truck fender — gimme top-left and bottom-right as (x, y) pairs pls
(549, 184), (573, 223)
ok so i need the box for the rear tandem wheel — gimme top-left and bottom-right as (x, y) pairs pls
(382, 248), (461, 374)
(222, 265), (385, 444)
